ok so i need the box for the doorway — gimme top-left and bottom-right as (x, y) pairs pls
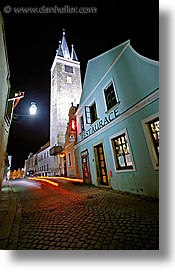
(94, 143), (109, 186)
(81, 150), (91, 184)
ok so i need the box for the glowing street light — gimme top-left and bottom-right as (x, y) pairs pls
(29, 102), (37, 116)
(13, 102), (38, 120)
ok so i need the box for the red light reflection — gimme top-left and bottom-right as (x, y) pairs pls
(28, 176), (83, 187)
(28, 177), (59, 187)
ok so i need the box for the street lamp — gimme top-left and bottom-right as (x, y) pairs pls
(13, 102), (38, 120)
(29, 102), (37, 115)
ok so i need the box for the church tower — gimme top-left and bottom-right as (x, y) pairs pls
(50, 29), (82, 175)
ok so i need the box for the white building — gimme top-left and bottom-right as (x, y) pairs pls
(49, 29), (82, 175)
(37, 142), (51, 176)
(24, 152), (37, 176)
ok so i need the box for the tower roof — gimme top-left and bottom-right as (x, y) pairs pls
(56, 41), (63, 57)
(71, 44), (78, 61)
(61, 29), (70, 59)
(56, 29), (78, 61)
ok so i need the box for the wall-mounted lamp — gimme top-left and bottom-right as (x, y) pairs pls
(29, 102), (37, 115)
(13, 102), (37, 119)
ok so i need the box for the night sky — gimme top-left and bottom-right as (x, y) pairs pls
(0, 0), (159, 170)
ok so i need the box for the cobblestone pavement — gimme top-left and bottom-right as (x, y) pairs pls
(6, 178), (159, 250)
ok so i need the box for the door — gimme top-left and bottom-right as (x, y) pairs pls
(81, 150), (91, 184)
(94, 143), (109, 186)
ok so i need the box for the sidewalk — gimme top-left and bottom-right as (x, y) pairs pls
(0, 181), (21, 249)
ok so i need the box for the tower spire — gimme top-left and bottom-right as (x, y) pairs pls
(56, 40), (63, 57)
(61, 28), (70, 59)
(71, 44), (78, 61)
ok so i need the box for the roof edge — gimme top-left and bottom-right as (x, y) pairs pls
(129, 44), (159, 65)
(88, 39), (130, 63)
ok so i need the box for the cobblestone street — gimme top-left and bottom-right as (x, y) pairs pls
(1, 178), (159, 250)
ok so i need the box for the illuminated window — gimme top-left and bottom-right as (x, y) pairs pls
(142, 115), (159, 169)
(85, 102), (98, 124)
(65, 65), (73, 73)
(67, 76), (72, 84)
(104, 82), (118, 111)
(149, 119), (159, 159)
(112, 132), (133, 170)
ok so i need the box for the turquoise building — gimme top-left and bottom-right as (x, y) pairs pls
(74, 40), (159, 198)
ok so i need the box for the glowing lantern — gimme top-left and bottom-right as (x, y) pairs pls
(60, 152), (65, 158)
(29, 102), (37, 115)
(71, 119), (76, 131)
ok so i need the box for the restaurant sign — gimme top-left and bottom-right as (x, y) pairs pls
(81, 108), (119, 140)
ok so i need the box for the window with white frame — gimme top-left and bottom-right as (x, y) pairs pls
(104, 81), (118, 111)
(142, 115), (159, 169)
(85, 101), (98, 124)
(111, 131), (134, 170)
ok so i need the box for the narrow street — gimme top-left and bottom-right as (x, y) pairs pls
(1, 178), (159, 250)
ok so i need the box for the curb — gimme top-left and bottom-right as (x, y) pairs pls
(0, 182), (17, 249)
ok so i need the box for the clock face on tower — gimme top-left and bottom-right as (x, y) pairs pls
(65, 65), (73, 73)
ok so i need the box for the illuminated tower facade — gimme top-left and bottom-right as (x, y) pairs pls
(50, 30), (82, 175)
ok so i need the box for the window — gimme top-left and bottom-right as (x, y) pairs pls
(4, 88), (14, 125)
(68, 152), (72, 166)
(112, 132), (133, 170)
(80, 115), (84, 132)
(149, 119), (159, 159)
(142, 115), (159, 169)
(85, 102), (98, 124)
(65, 65), (73, 73)
(104, 82), (118, 111)
(67, 76), (72, 84)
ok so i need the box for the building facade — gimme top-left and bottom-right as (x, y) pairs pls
(0, 13), (13, 189)
(24, 152), (37, 176)
(37, 142), (51, 176)
(24, 142), (51, 177)
(10, 168), (24, 179)
(49, 30), (82, 175)
(75, 40), (159, 198)
(64, 104), (78, 178)
(0, 12), (24, 188)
